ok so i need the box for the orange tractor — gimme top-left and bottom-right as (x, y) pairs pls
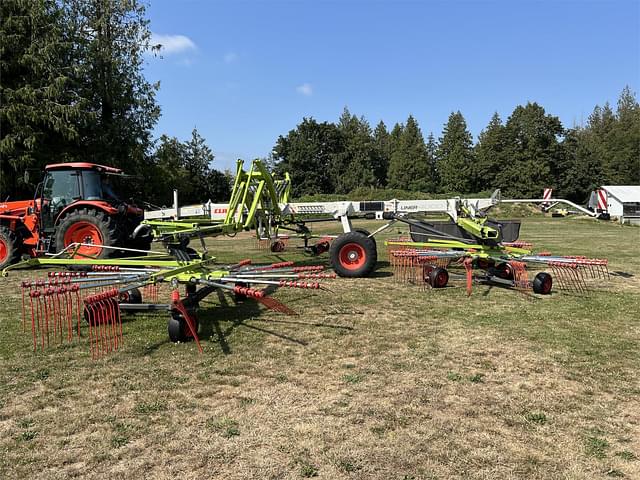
(0, 163), (149, 269)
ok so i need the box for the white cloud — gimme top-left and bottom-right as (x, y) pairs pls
(151, 33), (196, 55)
(296, 83), (313, 96)
(223, 52), (238, 64)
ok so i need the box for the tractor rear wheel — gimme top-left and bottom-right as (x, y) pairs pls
(168, 310), (199, 343)
(55, 208), (120, 258)
(532, 272), (553, 295)
(330, 231), (377, 278)
(0, 226), (21, 270)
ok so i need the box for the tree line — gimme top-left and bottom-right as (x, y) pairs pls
(0, 0), (228, 206)
(1, 1), (638, 207)
(273, 89), (639, 202)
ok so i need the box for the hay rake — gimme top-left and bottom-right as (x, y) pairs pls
(386, 240), (609, 297)
(7, 246), (335, 359)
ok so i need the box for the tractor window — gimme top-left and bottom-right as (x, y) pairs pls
(101, 175), (121, 202)
(81, 170), (103, 200)
(42, 171), (80, 211)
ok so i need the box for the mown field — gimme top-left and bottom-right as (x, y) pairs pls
(0, 217), (638, 479)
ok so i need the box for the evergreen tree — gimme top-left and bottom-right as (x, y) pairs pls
(605, 86), (640, 184)
(388, 122), (404, 160)
(372, 120), (391, 187)
(0, 0), (84, 197)
(273, 118), (342, 197)
(148, 129), (230, 206)
(496, 103), (564, 198)
(149, 135), (189, 206)
(437, 111), (475, 194)
(425, 132), (439, 191)
(333, 107), (377, 193)
(387, 115), (434, 191)
(472, 112), (505, 193)
(558, 128), (603, 202)
(61, 0), (160, 172)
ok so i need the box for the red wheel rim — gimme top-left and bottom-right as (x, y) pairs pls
(542, 275), (552, 294)
(63, 222), (104, 256)
(339, 242), (366, 270)
(0, 239), (8, 263)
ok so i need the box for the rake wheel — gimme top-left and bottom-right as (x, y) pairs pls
(168, 309), (199, 343)
(330, 231), (377, 278)
(118, 288), (142, 304)
(532, 272), (553, 295)
(427, 267), (449, 288)
(353, 229), (377, 254)
(270, 240), (285, 252)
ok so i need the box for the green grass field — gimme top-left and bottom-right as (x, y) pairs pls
(0, 217), (638, 479)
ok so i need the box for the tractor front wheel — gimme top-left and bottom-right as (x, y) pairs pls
(55, 208), (120, 258)
(0, 226), (21, 270)
(329, 231), (377, 278)
(168, 310), (199, 343)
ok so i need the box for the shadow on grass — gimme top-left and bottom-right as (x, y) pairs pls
(197, 289), (315, 355)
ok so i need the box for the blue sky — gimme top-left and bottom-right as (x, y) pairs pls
(144, 0), (640, 171)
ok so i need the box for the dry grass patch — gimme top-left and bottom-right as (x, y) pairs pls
(0, 218), (639, 479)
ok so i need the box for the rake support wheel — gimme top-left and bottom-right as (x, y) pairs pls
(118, 288), (142, 304)
(532, 272), (553, 295)
(168, 309), (199, 343)
(353, 229), (377, 254)
(428, 267), (449, 288)
(330, 231), (377, 278)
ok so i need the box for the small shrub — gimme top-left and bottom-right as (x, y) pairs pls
(585, 436), (609, 459)
(134, 400), (168, 414)
(343, 373), (363, 384)
(207, 417), (240, 438)
(524, 412), (547, 425)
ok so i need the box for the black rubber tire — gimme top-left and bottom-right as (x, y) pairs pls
(54, 208), (120, 258)
(270, 240), (285, 252)
(168, 310), (199, 343)
(329, 231), (377, 278)
(428, 267), (449, 288)
(0, 226), (21, 270)
(353, 229), (377, 253)
(118, 288), (142, 304)
(532, 272), (553, 295)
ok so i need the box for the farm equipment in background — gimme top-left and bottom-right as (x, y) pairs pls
(0, 163), (148, 270)
(384, 212), (609, 296)
(140, 159), (292, 255)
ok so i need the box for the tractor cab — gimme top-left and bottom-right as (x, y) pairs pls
(39, 163), (137, 234)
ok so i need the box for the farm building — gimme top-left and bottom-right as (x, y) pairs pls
(600, 185), (640, 224)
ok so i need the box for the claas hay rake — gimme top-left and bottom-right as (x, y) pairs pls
(6, 246), (335, 359)
(385, 214), (609, 296)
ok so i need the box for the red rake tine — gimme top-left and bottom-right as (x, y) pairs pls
(257, 296), (298, 315)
